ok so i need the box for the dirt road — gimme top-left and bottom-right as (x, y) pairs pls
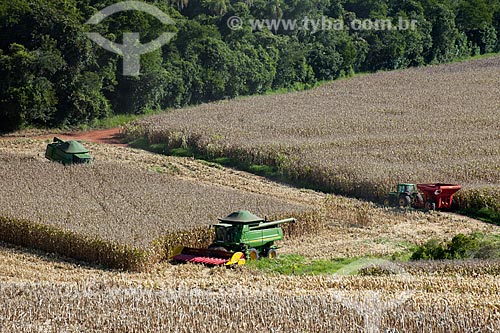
(1, 128), (126, 146)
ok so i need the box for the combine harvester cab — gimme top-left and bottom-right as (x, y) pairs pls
(416, 183), (462, 211)
(45, 137), (91, 165)
(170, 210), (296, 266)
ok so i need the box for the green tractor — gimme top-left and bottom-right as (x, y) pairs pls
(171, 210), (296, 266)
(45, 137), (91, 165)
(383, 183), (424, 208)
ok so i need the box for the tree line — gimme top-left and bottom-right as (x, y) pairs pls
(1, 0), (499, 132)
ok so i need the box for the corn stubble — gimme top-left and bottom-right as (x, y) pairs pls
(126, 57), (500, 214)
(0, 279), (498, 333)
(1, 243), (500, 332)
(0, 153), (312, 270)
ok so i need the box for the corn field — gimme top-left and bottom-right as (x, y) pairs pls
(0, 152), (314, 270)
(2, 57), (500, 332)
(126, 56), (500, 216)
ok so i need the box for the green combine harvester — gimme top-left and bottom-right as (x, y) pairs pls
(45, 137), (91, 165)
(171, 210), (296, 266)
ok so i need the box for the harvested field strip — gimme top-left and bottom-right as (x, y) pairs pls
(0, 152), (317, 270)
(1, 240), (500, 332)
(399, 259), (500, 276)
(126, 57), (500, 220)
(0, 283), (499, 333)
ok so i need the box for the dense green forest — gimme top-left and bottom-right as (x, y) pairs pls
(1, 0), (499, 132)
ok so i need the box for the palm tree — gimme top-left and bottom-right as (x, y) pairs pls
(170, 0), (189, 11)
(201, 0), (230, 16)
(267, 0), (283, 20)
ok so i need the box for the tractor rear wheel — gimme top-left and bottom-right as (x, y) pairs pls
(399, 195), (411, 207)
(267, 249), (277, 259)
(383, 198), (391, 207)
(248, 248), (259, 261)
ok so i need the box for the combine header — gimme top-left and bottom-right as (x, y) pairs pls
(170, 247), (246, 266)
(170, 210), (296, 266)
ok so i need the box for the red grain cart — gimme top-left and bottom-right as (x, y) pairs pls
(416, 183), (462, 210)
